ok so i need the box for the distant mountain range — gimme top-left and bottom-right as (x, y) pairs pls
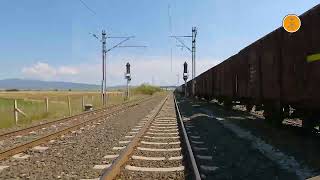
(0, 79), (103, 91)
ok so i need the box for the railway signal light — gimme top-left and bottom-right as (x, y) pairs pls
(183, 62), (188, 81)
(125, 62), (131, 100)
(126, 62), (131, 76)
(183, 62), (188, 97)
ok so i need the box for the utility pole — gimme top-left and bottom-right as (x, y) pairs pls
(101, 30), (107, 106)
(91, 30), (145, 106)
(170, 26), (197, 96)
(191, 27), (197, 96)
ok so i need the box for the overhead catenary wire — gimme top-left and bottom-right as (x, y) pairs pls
(78, 0), (113, 33)
(78, 0), (97, 15)
(171, 36), (192, 52)
(168, 3), (173, 73)
(106, 37), (135, 53)
(168, 4), (173, 35)
(170, 49), (173, 72)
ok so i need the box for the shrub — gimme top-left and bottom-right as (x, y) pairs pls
(133, 84), (161, 95)
(5, 89), (19, 92)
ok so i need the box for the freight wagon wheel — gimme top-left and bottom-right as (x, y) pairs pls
(302, 113), (317, 134)
(271, 111), (284, 127)
(264, 112), (283, 127)
(263, 107), (273, 124)
(263, 102), (284, 127)
(204, 96), (211, 102)
(245, 104), (254, 112)
(223, 99), (233, 110)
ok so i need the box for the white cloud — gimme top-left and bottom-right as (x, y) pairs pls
(22, 62), (57, 80)
(22, 62), (79, 80)
(90, 56), (219, 86)
(21, 57), (221, 86)
(57, 66), (79, 75)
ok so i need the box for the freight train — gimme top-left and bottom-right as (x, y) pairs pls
(179, 4), (320, 130)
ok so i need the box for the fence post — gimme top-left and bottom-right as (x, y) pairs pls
(14, 99), (18, 124)
(107, 93), (109, 104)
(101, 95), (103, 106)
(45, 97), (49, 113)
(68, 96), (71, 116)
(82, 96), (85, 111)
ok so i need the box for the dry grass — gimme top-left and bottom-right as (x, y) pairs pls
(0, 91), (145, 129)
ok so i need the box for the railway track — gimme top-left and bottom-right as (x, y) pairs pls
(0, 96), (155, 161)
(94, 93), (201, 180)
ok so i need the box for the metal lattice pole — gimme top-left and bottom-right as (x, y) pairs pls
(102, 30), (107, 106)
(191, 27), (197, 96)
(91, 30), (145, 105)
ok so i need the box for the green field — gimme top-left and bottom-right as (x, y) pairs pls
(0, 91), (131, 129)
(0, 85), (163, 129)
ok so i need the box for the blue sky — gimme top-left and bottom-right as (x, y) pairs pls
(0, 0), (318, 86)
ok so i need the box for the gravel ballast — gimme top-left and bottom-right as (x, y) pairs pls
(176, 95), (301, 180)
(0, 95), (164, 179)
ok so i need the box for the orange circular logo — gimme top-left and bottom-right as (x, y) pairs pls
(283, 14), (301, 33)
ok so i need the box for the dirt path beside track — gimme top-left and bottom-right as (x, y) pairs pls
(176, 94), (315, 180)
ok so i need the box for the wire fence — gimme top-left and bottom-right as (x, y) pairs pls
(0, 92), (125, 129)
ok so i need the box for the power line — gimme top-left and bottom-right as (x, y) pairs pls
(78, 0), (109, 33)
(78, 0), (97, 15)
(168, 3), (173, 73)
(91, 31), (146, 105)
(168, 4), (172, 35)
(170, 36), (192, 52)
(170, 48), (173, 72)
(106, 37), (133, 53)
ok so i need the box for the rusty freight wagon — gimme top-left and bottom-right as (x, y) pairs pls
(181, 4), (320, 130)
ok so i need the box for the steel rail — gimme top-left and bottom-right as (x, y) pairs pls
(0, 96), (156, 161)
(0, 97), (148, 141)
(174, 95), (201, 180)
(100, 94), (169, 180)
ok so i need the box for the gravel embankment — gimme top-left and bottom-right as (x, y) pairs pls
(0, 95), (164, 179)
(0, 112), (100, 152)
(184, 95), (320, 178)
(176, 95), (301, 180)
